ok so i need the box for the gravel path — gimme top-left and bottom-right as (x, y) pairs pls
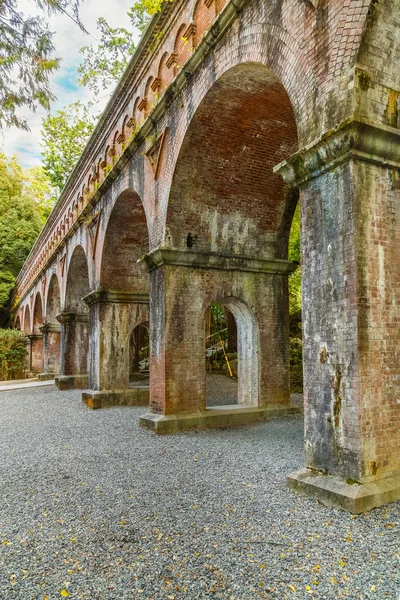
(0, 386), (399, 599)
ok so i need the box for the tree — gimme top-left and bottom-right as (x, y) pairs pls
(0, 0), (85, 130)
(40, 101), (96, 192)
(0, 329), (29, 380)
(77, 2), (156, 96)
(23, 165), (57, 222)
(0, 153), (46, 311)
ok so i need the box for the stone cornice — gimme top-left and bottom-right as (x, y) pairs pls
(28, 334), (43, 340)
(274, 119), (400, 187)
(39, 324), (61, 334)
(143, 248), (298, 274)
(83, 289), (150, 306)
(56, 312), (89, 324)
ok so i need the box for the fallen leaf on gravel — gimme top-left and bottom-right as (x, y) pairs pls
(60, 591), (70, 597)
(288, 585), (296, 592)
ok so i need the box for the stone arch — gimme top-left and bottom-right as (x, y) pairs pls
(32, 292), (43, 334)
(206, 297), (259, 406)
(46, 273), (61, 323)
(193, 0), (216, 45)
(157, 51), (172, 96)
(23, 305), (31, 333)
(166, 62), (299, 260)
(65, 245), (90, 313)
(100, 189), (149, 293)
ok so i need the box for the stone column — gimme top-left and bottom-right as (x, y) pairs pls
(28, 334), (43, 375)
(275, 120), (400, 512)
(55, 312), (89, 390)
(140, 249), (300, 434)
(38, 324), (61, 380)
(82, 290), (149, 409)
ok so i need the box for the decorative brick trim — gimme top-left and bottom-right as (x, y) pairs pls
(117, 133), (125, 144)
(165, 53), (177, 69)
(204, 0), (214, 7)
(150, 77), (161, 92)
(126, 117), (135, 128)
(183, 22), (196, 40)
(138, 98), (148, 112)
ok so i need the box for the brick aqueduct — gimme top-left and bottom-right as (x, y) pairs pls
(12, 0), (400, 511)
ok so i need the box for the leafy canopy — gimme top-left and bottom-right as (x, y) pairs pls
(40, 101), (96, 192)
(0, 153), (50, 310)
(0, 329), (28, 380)
(0, 0), (85, 130)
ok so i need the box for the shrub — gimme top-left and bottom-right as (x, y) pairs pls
(0, 329), (29, 380)
(290, 337), (303, 393)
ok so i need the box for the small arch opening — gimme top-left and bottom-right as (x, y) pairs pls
(129, 322), (150, 388)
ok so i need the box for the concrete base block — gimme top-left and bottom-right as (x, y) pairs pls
(82, 387), (149, 409)
(140, 403), (300, 434)
(287, 468), (400, 514)
(55, 374), (89, 390)
(38, 372), (57, 381)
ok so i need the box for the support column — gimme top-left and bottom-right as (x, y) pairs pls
(140, 249), (300, 434)
(38, 324), (61, 380)
(28, 334), (43, 375)
(55, 312), (89, 390)
(81, 290), (149, 409)
(275, 120), (400, 512)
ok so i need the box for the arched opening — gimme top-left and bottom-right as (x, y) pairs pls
(23, 305), (31, 334)
(46, 274), (61, 323)
(31, 293), (43, 374)
(101, 190), (149, 293)
(153, 62), (300, 419)
(89, 190), (149, 398)
(129, 322), (149, 385)
(205, 299), (258, 408)
(14, 315), (21, 330)
(62, 245), (90, 379)
(43, 273), (62, 377)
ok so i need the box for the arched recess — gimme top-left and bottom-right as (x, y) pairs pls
(31, 292), (44, 374)
(90, 189), (150, 394)
(23, 305), (31, 334)
(65, 245), (90, 313)
(14, 315), (21, 330)
(33, 292), (43, 334)
(166, 62), (299, 261)
(46, 274), (61, 323)
(100, 190), (149, 293)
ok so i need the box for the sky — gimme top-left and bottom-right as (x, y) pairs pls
(0, 0), (138, 168)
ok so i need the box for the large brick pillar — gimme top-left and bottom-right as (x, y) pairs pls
(39, 324), (61, 380)
(276, 120), (400, 512)
(82, 290), (149, 409)
(55, 312), (89, 390)
(28, 334), (43, 374)
(140, 249), (300, 433)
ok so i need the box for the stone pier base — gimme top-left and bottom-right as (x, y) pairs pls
(82, 387), (149, 409)
(55, 374), (89, 390)
(140, 403), (300, 435)
(38, 372), (56, 381)
(287, 469), (400, 514)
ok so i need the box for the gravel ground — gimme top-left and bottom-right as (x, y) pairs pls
(0, 386), (399, 600)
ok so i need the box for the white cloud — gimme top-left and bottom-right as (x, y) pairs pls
(0, 0), (138, 168)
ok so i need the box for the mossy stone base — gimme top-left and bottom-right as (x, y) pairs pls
(82, 387), (149, 409)
(287, 468), (400, 513)
(55, 375), (89, 390)
(38, 372), (57, 381)
(140, 404), (300, 434)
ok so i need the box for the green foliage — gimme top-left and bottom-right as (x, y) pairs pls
(288, 203), (301, 321)
(78, 19), (137, 95)
(0, 153), (44, 310)
(289, 337), (303, 393)
(0, 329), (28, 380)
(40, 101), (96, 192)
(0, 0), (85, 130)
(23, 165), (57, 222)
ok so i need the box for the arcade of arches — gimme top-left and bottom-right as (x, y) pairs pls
(12, 0), (400, 513)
